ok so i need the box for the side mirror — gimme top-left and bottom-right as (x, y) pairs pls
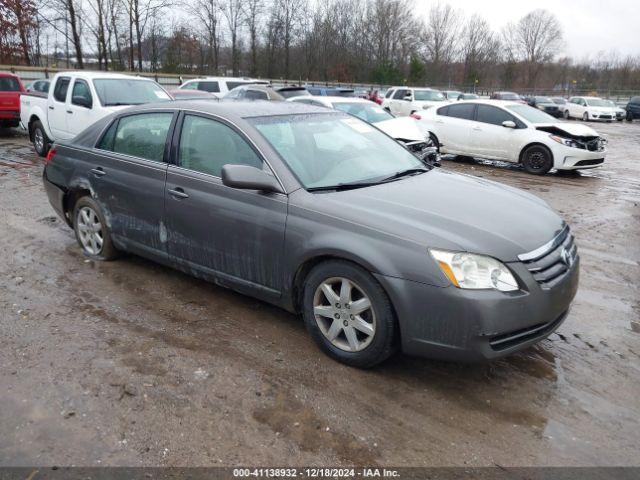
(502, 120), (516, 128)
(73, 96), (92, 109)
(221, 164), (283, 193)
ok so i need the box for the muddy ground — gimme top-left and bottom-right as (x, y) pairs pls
(0, 121), (639, 467)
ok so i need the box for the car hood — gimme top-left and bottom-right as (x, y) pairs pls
(534, 122), (600, 138)
(301, 169), (564, 262)
(587, 106), (615, 113)
(374, 117), (424, 142)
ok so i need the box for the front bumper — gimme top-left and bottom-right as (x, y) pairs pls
(550, 143), (606, 170)
(375, 256), (579, 362)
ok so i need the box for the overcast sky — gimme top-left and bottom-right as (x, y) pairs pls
(417, 0), (640, 60)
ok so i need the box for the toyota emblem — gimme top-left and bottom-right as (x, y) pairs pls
(560, 247), (573, 267)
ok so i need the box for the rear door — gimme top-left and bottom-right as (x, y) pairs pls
(390, 88), (408, 116)
(48, 76), (72, 139)
(437, 103), (476, 154)
(91, 110), (177, 260)
(164, 112), (287, 297)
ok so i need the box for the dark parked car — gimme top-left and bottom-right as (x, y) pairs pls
(625, 96), (640, 121)
(490, 91), (525, 103)
(43, 101), (579, 367)
(528, 96), (563, 118)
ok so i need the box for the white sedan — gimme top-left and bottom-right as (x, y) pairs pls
(288, 96), (437, 160)
(417, 100), (606, 175)
(564, 96), (617, 122)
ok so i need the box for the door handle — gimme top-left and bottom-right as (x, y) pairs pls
(168, 187), (189, 199)
(90, 167), (106, 177)
(66, 110), (73, 114)
(49, 106), (54, 110)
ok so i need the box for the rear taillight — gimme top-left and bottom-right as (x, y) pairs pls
(410, 113), (422, 120)
(45, 147), (57, 164)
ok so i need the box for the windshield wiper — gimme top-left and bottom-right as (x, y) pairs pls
(306, 181), (382, 192)
(379, 167), (430, 183)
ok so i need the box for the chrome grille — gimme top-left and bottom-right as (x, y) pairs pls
(518, 226), (578, 289)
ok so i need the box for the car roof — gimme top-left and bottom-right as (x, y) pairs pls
(56, 71), (155, 81)
(454, 99), (524, 107)
(128, 99), (329, 120)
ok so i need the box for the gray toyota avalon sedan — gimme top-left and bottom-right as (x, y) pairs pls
(42, 101), (579, 368)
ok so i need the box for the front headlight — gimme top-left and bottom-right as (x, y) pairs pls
(430, 249), (519, 292)
(549, 134), (582, 149)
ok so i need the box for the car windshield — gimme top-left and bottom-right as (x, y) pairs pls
(414, 90), (445, 101)
(604, 100), (616, 107)
(500, 93), (521, 100)
(333, 102), (394, 123)
(585, 98), (608, 107)
(93, 79), (171, 106)
(536, 97), (553, 103)
(552, 98), (566, 104)
(506, 104), (557, 124)
(0, 76), (20, 91)
(250, 113), (425, 190)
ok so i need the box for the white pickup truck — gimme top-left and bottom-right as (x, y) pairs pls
(20, 71), (172, 156)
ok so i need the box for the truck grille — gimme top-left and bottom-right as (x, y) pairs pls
(518, 226), (578, 289)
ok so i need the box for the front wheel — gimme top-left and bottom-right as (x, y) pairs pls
(522, 145), (553, 175)
(302, 260), (397, 368)
(627, 111), (634, 122)
(31, 120), (50, 157)
(72, 196), (119, 260)
(563, 110), (570, 119)
(582, 112), (589, 122)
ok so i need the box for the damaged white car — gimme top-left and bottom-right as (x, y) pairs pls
(288, 95), (439, 163)
(418, 100), (606, 175)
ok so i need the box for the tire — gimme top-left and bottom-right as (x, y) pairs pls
(521, 145), (553, 175)
(563, 110), (570, 119)
(72, 196), (119, 261)
(302, 260), (397, 368)
(31, 120), (50, 157)
(582, 112), (589, 122)
(428, 132), (440, 152)
(627, 112), (633, 122)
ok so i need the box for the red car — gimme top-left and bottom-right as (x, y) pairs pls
(0, 72), (25, 128)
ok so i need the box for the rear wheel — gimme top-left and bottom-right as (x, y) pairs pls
(72, 196), (119, 260)
(522, 145), (553, 175)
(302, 260), (397, 368)
(31, 120), (50, 157)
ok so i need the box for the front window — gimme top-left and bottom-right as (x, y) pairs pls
(0, 76), (20, 91)
(414, 90), (445, 101)
(333, 102), (394, 123)
(197, 81), (220, 93)
(585, 98), (609, 107)
(506, 104), (556, 124)
(250, 113), (425, 189)
(93, 79), (171, 106)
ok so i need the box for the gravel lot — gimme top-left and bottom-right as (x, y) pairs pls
(1, 121), (639, 467)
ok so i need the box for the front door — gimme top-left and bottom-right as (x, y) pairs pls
(67, 78), (96, 137)
(164, 113), (287, 297)
(470, 104), (522, 160)
(89, 110), (176, 260)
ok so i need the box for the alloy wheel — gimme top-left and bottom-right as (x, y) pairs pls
(312, 277), (376, 352)
(34, 128), (44, 153)
(77, 206), (104, 255)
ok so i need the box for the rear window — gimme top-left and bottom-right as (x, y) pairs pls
(0, 76), (20, 91)
(197, 81), (220, 93)
(445, 103), (476, 120)
(53, 77), (71, 102)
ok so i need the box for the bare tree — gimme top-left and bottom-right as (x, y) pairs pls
(460, 14), (500, 85)
(242, 0), (263, 76)
(422, 2), (461, 84)
(220, 0), (244, 75)
(275, 0), (305, 79)
(502, 9), (563, 88)
(190, 0), (222, 74)
(126, 0), (167, 71)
